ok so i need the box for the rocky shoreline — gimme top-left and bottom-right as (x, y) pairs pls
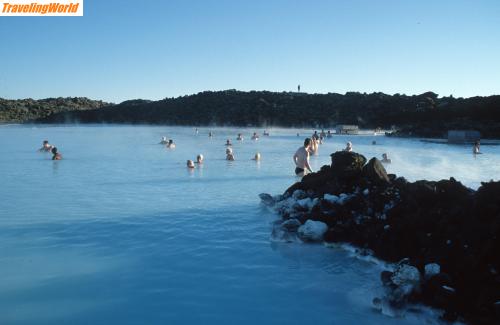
(260, 151), (500, 325)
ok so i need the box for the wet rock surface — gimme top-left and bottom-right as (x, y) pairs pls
(261, 151), (500, 325)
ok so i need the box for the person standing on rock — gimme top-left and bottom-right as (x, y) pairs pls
(293, 138), (313, 176)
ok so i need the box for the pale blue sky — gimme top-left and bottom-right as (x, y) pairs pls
(0, 0), (499, 102)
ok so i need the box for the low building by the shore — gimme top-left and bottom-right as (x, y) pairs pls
(335, 125), (359, 135)
(447, 130), (480, 143)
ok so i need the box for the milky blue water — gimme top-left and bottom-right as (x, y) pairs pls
(1, 125), (498, 325)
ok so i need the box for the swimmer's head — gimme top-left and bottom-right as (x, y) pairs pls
(382, 153), (387, 159)
(304, 138), (312, 147)
(43, 140), (49, 145)
(254, 152), (261, 161)
(346, 141), (352, 148)
(196, 154), (204, 163)
(168, 139), (173, 144)
(187, 160), (195, 168)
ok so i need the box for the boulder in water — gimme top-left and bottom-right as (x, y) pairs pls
(330, 151), (367, 178)
(259, 193), (275, 206)
(363, 157), (390, 184)
(297, 220), (328, 242)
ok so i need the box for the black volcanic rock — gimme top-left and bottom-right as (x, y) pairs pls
(264, 151), (500, 325)
(330, 151), (367, 179)
(363, 157), (390, 184)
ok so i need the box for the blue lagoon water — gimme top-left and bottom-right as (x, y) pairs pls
(1, 125), (499, 325)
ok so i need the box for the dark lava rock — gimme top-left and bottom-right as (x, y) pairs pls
(272, 151), (500, 325)
(363, 157), (390, 184)
(330, 151), (367, 178)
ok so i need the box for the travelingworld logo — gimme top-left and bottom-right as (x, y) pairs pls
(1, 0), (83, 16)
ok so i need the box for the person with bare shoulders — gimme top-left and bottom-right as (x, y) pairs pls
(51, 147), (62, 160)
(226, 148), (235, 161)
(196, 154), (204, 164)
(251, 132), (259, 140)
(39, 140), (53, 152)
(225, 139), (232, 146)
(187, 160), (195, 169)
(237, 133), (243, 141)
(293, 138), (313, 176)
(252, 152), (261, 161)
(381, 153), (391, 164)
(167, 139), (176, 149)
(344, 141), (352, 152)
(310, 137), (319, 155)
(473, 141), (481, 155)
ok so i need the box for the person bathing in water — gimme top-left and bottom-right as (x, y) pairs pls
(381, 153), (391, 164)
(186, 160), (195, 169)
(473, 141), (481, 155)
(39, 140), (53, 152)
(309, 137), (319, 155)
(226, 148), (235, 161)
(237, 133), (243, 141)
(225, 139), (232, 146)
(344, 141), (353, 152)
(251, 132), (259, 140)
(159, 136), (168, 144)
(252, 152), (261, 161)
(196, 154), (204, 164)
(293, 138), (313, 176)
(51, 147), (62, 160)
(167, 139), (176, 149)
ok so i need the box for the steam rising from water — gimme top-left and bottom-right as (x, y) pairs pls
(0, 125), (496, 324)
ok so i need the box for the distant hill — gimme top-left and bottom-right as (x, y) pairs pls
(2, 91), (500, 138)
(0, 97), (111, 123)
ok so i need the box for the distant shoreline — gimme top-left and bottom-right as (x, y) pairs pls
(2, 90), (500, 139)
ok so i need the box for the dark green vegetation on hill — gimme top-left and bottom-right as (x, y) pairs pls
(2, 91), (500, 138)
